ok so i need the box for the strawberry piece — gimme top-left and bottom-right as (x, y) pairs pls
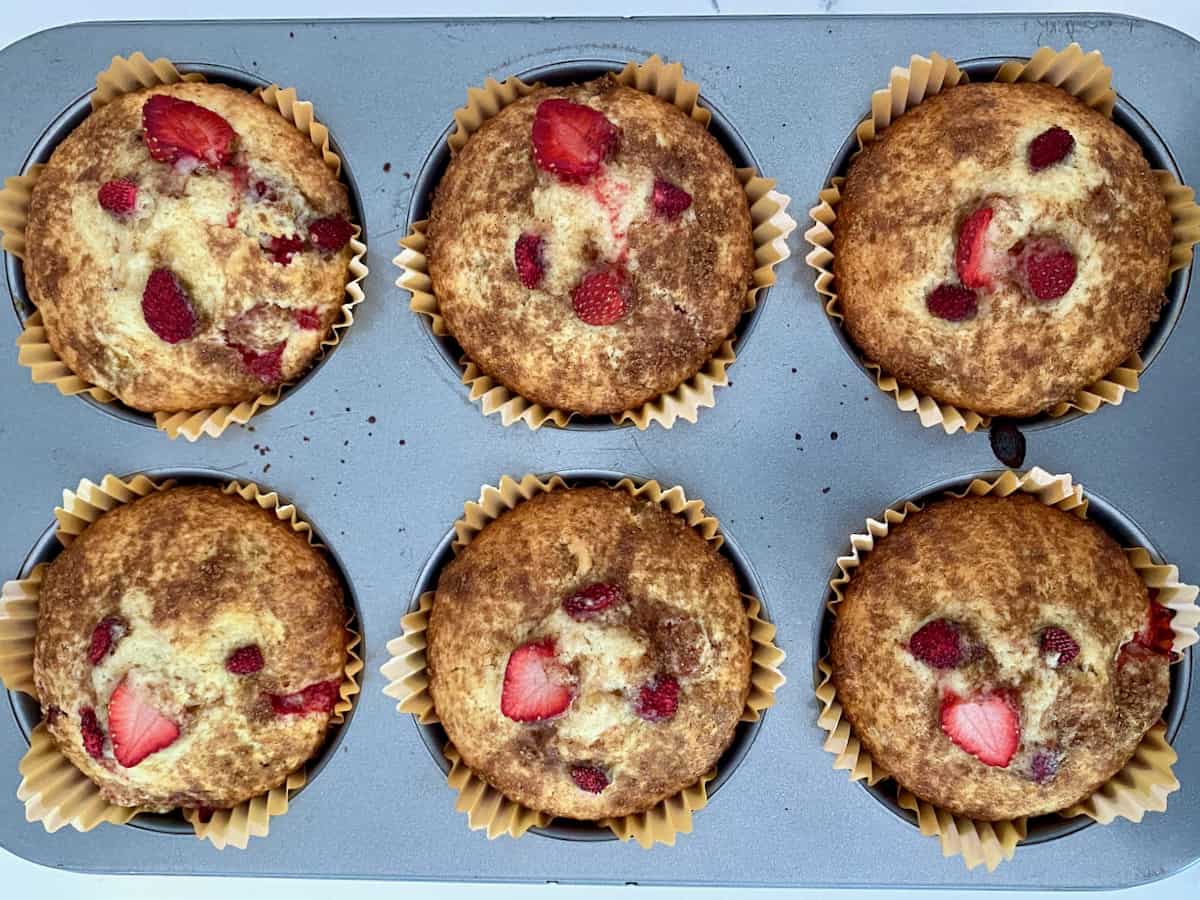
(926, 283), (977, 322)
(142, 268), (198, 344)
(635, 674), (680, 722)
(231, 340), (286, 384)
(563, 583), (624, 620)
(652, 178), (693, 219)
(107, 678), (180, 768)
(79, 707), (105, 759)
(908, 619), (965, 669)
(500, 639), (576, 722)
(294, 307), (323, 330)
(1029, 126), (1075, 171)
(570, 765), (610, 794)
(1039, 627), (1079, 667)
(308, 216), (354, 252)
(87, 616), (126, 665)
(142, 95), (235, 168)
(940, 691), (1020, 767)
(1030, 747), (1062, 785)
(264, 234), (305, 266)
(571, 266), (631, 326)
(97, 179), (138, 217)
(270, 679), (341, 715)
(955, 206), (995, 290)
(226, 645), (264, 675)
(1130, 601), (1176, 656)
(531, 98), (618, 183)
(1021, 239), (1077, 301)
(514, 232), (546, 289)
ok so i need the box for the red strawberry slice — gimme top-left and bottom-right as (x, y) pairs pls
(270, 679), (341, 715)
(142, 268), (198, 344)
(940, 691), (1020, 767)
(908, 619), (965, 669)
(955, 206), (995, 290)
(926, 283), (978, 322)
(563, 583), (624, 620)
(652, 178), (693, 219)
(79, 707), (105, 759)
(294, 307), (323, 330)
(263, 234), (305, 266)
(142, 95), (235, 168)
(226, 645), (264, 675)
(1021, 239), (1077, 301)
(531, 99), (619, 183)
(230, 340), (286, 384)
(97, 179), (138, 217)
(1127, 600), (1176, 658)
(500, 639), (576, 722)
(570, 765), (610, 794)
(107, 677), (180, 768)
(1029, 126), (1075, 171)
(571, 266), (631, 326)
(634, 674), (680, 722)
(88, 616), (127, 665)
(308, 216), (354, 252)
(1039, 627), (1079, 667)
(514, 232), (546, 289)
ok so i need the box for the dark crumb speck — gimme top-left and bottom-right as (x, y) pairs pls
(791, 367), (797, 374)
(309, 410), (315, 416)
(303, 436), (310, 442)
(399, 439), (406, 446)
(830, 431), (839, 440)
(367, 415), (376, 424)
(383, 162), (391, 173)
(794, 433), (802, 441)
(340, 459), (345, 464)
(345, 407), (351, 412)
(289, 31), (294, 38)
(821, 486), (830, 494)
(989, 420), (1027, 468)
(263, 463), (271, 473)
(403, 171), (411, 179)
(344, 440), (349, 447)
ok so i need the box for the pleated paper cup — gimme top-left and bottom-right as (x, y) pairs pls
(0, 473), (363, 850)
(0, 52), (368, 441)
(395, 55), (795, 430)
(815, 467), (1199, 871)
(804, 43), (1200, 434)
(381, 473), (786, 847)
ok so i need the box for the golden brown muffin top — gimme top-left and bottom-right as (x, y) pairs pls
(427, 76), (754, 416)
(427, 487), (752, 820)
(831, 494), (1171, 821)
(834, 81), (1171, 418)
(33, 486), (347, 812)
(25, 81), (355, 413)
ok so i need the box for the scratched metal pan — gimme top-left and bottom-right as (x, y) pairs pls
(0, 12), (1198, 890)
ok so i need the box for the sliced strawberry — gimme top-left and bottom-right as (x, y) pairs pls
(634, 674), (679, 722)
(562, 583), (624, 620)
(142, 95), (235, 168)
(955, 206), (995, 290)
(531, 99), (618, 183)
(1020, 238), (1077, 301)
(571, 266), (631, 326)
(1029, 126), (1075, 171)
(1131, 601), (1176, 656)
(263, 234), (305, 266)
(142, 268), (198, 343)
(230, 340), (286, 384)
(514, 232), (546, 289)
(500, 639), (576, 722)
(107, 677), (180, 768)
(226, 645), (264, 675)
(294, 307), (323, 330)
(87, 616), (127, 665)
(940, 691), (1020, 768)
(269, 679), (341, 715)
(308, 216), (354, 252)
(908, 619), (965, 669)
(652, 178), (693, 219)
(570, 765), (609, 794)
(926, 283), (977, 322)
(1039, 627), (1079, 667)
(79, 707), (105, 759)
(97, 179), (138, 217)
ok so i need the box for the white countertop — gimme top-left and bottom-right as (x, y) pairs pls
(2, 1), (1198, 897)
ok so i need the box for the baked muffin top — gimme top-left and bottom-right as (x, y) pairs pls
(427, 487), (752, 820)
(427, 75), (755, 416)
(834, 81), (1172, 418)
(831, 494), (1173, 821)
(33, 486), (347, 812)
(25, 81), (356, 413)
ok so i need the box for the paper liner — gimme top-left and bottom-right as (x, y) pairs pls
(381, 474), (786, 847)
(0, 52), (368, 441)
(395, 54), (795, 430)
(0, 473), (363, 849)
(804, 44), (1200, 434)
(815, 467), (1198, 871)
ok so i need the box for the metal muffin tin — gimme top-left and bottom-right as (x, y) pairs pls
(0, 12), (1197, 890)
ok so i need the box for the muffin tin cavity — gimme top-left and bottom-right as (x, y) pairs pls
(820, 57), (1190, 433)
(406, 469), (773, 842)
(814, 470), (1191, 846)
(4, 62), (367, 431)
(5, 466), (363, 837)
(407, 58), (768, 431)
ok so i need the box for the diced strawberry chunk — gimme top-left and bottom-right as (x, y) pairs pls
(940, 691), (1020, 768)
(269, 679), (342, 716)
(531, 99), (618, 183)
(500, 639), (576, 722)
(107, 677), (180, 768)
(142, 94), (235, 168)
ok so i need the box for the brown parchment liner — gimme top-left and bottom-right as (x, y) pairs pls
(0, 473), (363, 849)
(381, 474), (786, 846)
(0, 52), (368, 441)
(803, 44), (1200, 434)
(394, 55), (796, 430)
(815, 467), (1198, 871)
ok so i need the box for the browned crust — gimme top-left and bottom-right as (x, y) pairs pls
(833, 82), (1172, 418)
(427, 487), (751, 820)
(33, 486), (347, 811)
(427, 76), (754, 416)
(25, 82), (353, 412)
(830, 494), (1168, 821)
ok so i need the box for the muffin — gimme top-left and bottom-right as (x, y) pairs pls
(24, 80), (356, 413)
(426, 75), (755, 417)
(834, 81), (1172, 419)
(32, 486), (347, 813)
(830, 493), (1174, 821)
(426, 487), (752, 820)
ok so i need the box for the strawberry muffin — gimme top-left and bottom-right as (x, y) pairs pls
(830, 494), (1174, 821)
(427, 487), (752, 820)
(426, 75), (755, 417)
(24, 81), (357, 413)
(32, 486), (347, 813)
(834, 81), (1172, 418)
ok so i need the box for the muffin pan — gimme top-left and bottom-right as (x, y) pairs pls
(1, 12), (1199, 890)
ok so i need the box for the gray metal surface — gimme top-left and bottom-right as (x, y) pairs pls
(0, 12), (1197, 889)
